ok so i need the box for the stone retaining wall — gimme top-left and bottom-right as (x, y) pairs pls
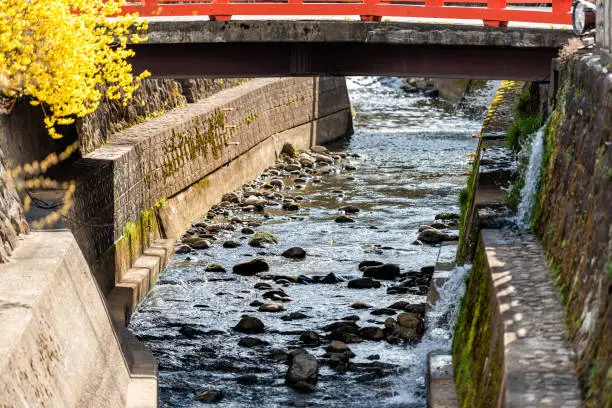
(0, 148), (28, 263)
(532, 53), (612, 408)
(65, 76), (352, 294)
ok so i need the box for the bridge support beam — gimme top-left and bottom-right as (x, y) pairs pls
(129, 42), (560, 81)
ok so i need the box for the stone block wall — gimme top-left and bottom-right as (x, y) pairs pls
(64, 77), (352, 294)
(76, 78), (247, 155)
(533, 53), (612, 408)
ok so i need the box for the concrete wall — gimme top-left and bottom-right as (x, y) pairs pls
(65, 76), (352, 295)
(0, 230), (156, 408)
(532, 53), (612, 408)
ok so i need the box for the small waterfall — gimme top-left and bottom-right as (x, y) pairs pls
(390, 264), (471, 406)
(515, 126), (545, 228)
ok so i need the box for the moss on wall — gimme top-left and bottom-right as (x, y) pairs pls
(453, 237), (504, 408)
(530, 55), (612, 408)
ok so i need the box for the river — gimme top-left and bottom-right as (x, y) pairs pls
(128, 77), (496, 407)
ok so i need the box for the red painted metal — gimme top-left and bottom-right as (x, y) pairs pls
(120, 0), (572, 25)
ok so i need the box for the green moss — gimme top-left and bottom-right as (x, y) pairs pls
(606, 262), (612, 280)
(453, 239), (503, 408)
(506, 115), (542, 151)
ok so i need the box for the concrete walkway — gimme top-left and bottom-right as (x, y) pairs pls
(481, 228), (582, 408)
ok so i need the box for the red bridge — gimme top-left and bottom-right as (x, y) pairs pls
(122, 0), (572, 27)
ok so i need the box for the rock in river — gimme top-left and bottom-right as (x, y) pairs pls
(362, 263), (400, 280)
(417, 228), (449, 245)
(281, 246), (307, 259)
(238, 336), (270, 348)
(299, 330), (321, 346)
(285, 350), (318, 393)
(195, 390), (223, 403)
(234, 316), (264, 333)
(335, 215), (355, 223)
(348, 277), (381, 289)
(233, 258), (269, 276)
(358, 260), (384, 270)
(223, 239), (241, 248)
(206, 264), (226, 273)
(339, 205), (360, 214)
(249, 231), (279, 247)
(259, 302), (285, 313)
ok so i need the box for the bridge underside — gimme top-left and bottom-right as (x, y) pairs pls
(130, 42), (558, 80)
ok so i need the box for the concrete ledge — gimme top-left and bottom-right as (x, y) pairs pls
(0, 231), (154, 408)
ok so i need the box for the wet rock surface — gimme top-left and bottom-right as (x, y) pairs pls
(129, 77), (480, 407)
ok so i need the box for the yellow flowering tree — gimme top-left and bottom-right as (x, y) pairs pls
(0, 0), (149, 139)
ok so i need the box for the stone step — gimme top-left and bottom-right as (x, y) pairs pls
(107, 238), (175, 326)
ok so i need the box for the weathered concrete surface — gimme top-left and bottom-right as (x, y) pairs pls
(0, 230), (156, 408)
(143, 21), (572, 47)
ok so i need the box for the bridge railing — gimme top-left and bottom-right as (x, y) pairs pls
(121, 0), (572, 26)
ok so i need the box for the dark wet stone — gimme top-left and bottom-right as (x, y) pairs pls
(268, 348), (289, 362)
(282, 246), (307, 259)
(286, 352), (318, 393)
(350, 302), (372, 309)
(362, 263), (401, 280)
(236, 375), (258, 385)
(358, 326), (385, 341)
(254, 282), (273, 290)
(344, 165), (357, 171)
(195, 390), (223, 403)
(282, 202), (300, 211)
(386, 286), (410, 294)
(238, 336), (270, 348)
(223, 240), (241, 248)
(358, 260), (384, 270)
(175, 244), (192, 254)
(348, 277), (381, 289)
(366, 354), (381, 360)
(241, 227), (255, 234)
(342, 315), (360, 322)
(321, 321), (359, 332)
(233, 258), (269, 276)
(234, 316), (264, 333)
(387, 301), (410, 310)
(259, 302), (285, 312)
(296, 275), (314, 284)
(404, 303), (427, 315)
(249, 300), (264, 307)
(299, 330), (321, 346)
(435, 212), (460, 220)
(421, 265), (435, 275)
(263, 289), (288, 300)
(281, 312), (309, 321)
(335, 215), (355, 223)
(417, 228), (448, 244)
(371, 308), (397, 316)
(339, 205), (360, 214)
(179, 325), (204, 339)
(320, 272), (345, 284)
(206, 264), (226, 273)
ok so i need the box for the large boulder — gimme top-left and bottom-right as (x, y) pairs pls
(362, 263), (400, 280)
(285, 351), (318, 393)
(233, 258), (269, 276)
(234, 316), (264, 333)
(249, 231), (279, 247)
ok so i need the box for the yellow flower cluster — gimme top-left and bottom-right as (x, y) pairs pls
(0, 0), (150, 139)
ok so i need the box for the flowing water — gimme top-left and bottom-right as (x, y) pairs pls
(128, 77), (492, 407)
(515, 126), (545, 228)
